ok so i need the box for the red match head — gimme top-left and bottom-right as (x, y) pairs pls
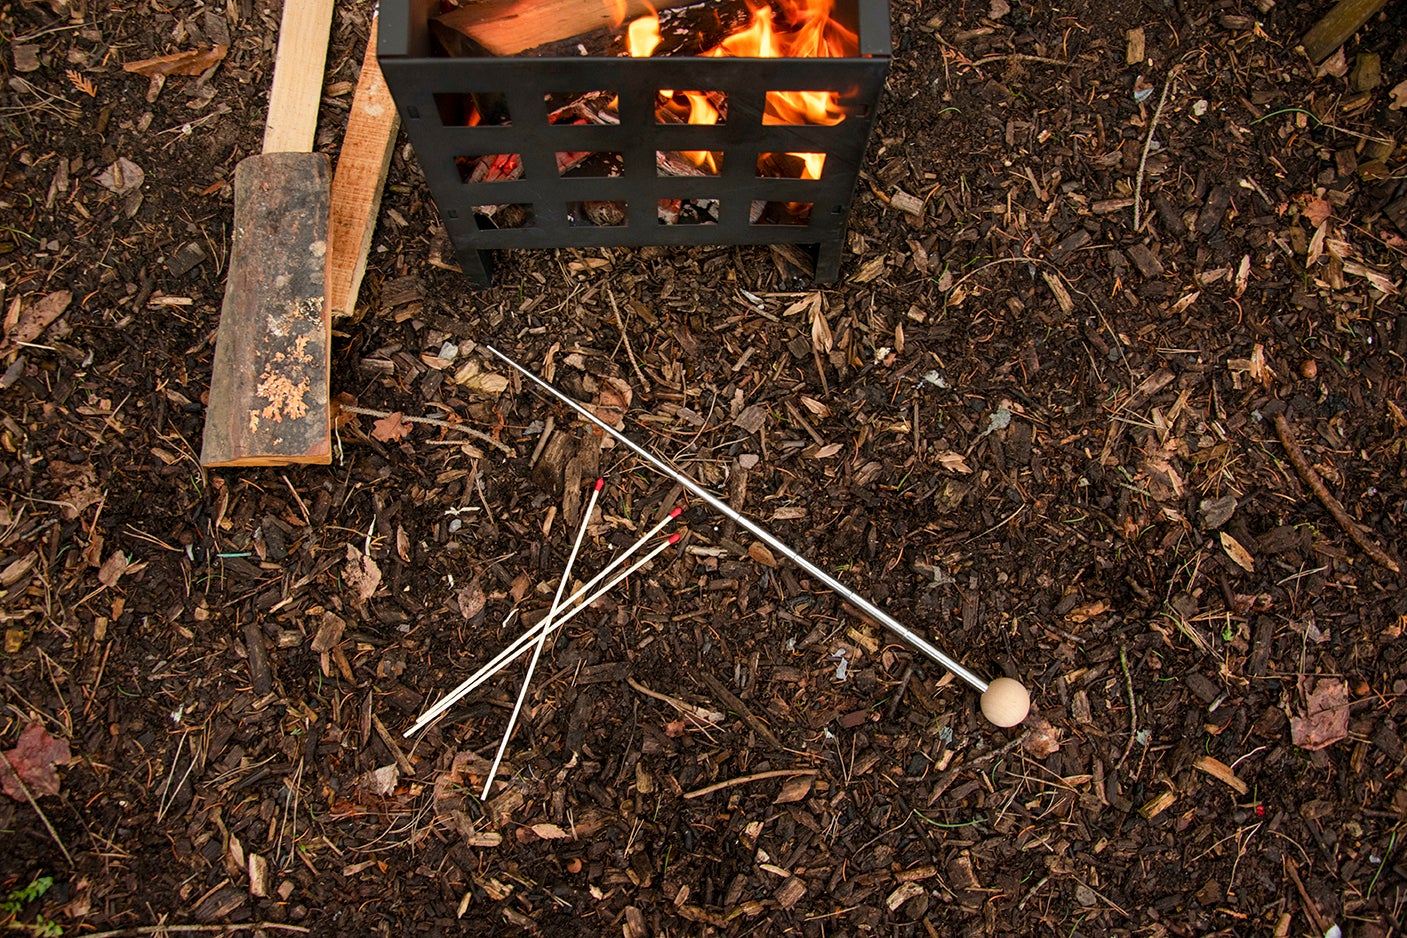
(668, 533), (682, 545)
(594, 478), (605, 492)
(668, 506), (683, 518)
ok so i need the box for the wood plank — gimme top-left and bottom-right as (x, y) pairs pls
(263, 0), (335, 153)
(201, 153), (332, 467)
(328, 14), (400, 320)
(434, 0), (698, 56)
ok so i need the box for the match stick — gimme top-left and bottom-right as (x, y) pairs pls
(480, 478), (603, 800)
(407, 533), (681, 736)
(484, 343), (1028, 724)
(405, 508), (683, 736)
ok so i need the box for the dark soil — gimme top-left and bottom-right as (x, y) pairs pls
(2, 0), (1406, 935)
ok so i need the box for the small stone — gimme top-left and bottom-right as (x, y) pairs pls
(13, 45), (41, 73)
(1299, 358), (1317, 380)
(1199, 494), (1238, 530)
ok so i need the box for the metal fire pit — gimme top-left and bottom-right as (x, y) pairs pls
(377, 0), (890, 285)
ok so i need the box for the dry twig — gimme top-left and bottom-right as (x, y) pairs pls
(339, 404), (514, 455)
(1271, 411), (1400, 574)
(1133, 65), (1181, 231)
(683, 768), (818, 800)
(607, 288), (651, 394)
(78, 925), (310, 938)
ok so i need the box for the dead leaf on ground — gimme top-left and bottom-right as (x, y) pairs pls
(1290, 680), (1350, 751)
(356, 764), (400, 797)
(370, 411), (412, 443)
(1, 721), (72, 800)
(1022, 717), (1061, 757)
(1303, 197), (1332, 227)
(97, 550), (129, 587)
(1220, 531), (1256, 573)
(1391, 78), (1407, 111)
(529, 822), (570, 840)
(343, 545), (382, 604)
(808, 293), (833, 353)
(748, 542), (778, 568)
(3, 290), (72, 351)
(123, 44), (227, 77)
(96, 158), (144, 195)
(456, 578), (486, 620)
(936, 450), (972, 474)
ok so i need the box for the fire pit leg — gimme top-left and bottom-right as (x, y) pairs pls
(448, 232), (493, 286)
(814, 240), (842, 284)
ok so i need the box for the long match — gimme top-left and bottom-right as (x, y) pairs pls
(406, 523), (683, 736)
(484, 342), (1031, 727)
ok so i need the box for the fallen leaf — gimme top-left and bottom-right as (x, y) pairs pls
(123, 45), (227, 77)
(748, 542), (778, 568)
(937, 451), (972, 474)
(1220, 531), (1256, 572)
(1303, 197), (1332, 227)
(343, 545), (382, 604)
(3, 290), (72, 351)
(773, 774), (813, 804)
(66, 68), (96, 96)
(1290, 680), (1349, 751)
(808, 293), (832, 353)
(356, 764), (400, 797)
(1387, 77), (1407, 110)
(95, 157), (144, 195)
(1, 721), (72, 799)
(1315, 47), (1348, 79)
(530, 822), (570, 840)
(456, 578), (486, 620)
(1021, 717), (1061, 757)
(97, 550), (129, 587)
(370, 411), (411, 442)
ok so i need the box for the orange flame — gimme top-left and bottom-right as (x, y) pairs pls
(627, 12), (662, 57)
(626, 1), (855, 180)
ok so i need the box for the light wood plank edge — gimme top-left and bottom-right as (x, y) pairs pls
(264, 0), (337, 154)
(328, 14), (401, 320)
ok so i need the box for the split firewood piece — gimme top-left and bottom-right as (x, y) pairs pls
(433, 0), (699, 56)
(201, 0), (335, 467)
(1271, 409), (1400, 574)
(328, 13), (400, 321)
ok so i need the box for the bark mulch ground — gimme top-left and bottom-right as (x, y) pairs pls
(1, 0), (1405, 934)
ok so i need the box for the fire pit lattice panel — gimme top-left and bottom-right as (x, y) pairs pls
(378, 0), (890, 285)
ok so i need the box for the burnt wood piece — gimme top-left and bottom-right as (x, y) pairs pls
(201, 153), (332, 467)
(1301, 0), (1388, 64)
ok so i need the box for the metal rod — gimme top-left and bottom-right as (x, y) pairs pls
(484, 343), (991, 694)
